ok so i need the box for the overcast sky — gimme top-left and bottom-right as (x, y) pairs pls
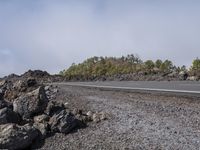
(0, 0), (200, 77)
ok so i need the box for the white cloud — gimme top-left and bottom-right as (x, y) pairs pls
(0, 0), (200, 76)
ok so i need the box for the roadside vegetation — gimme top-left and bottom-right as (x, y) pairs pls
(60, 54), (200, 81)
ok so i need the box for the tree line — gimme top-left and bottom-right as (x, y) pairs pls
(60, 54), (200, 80)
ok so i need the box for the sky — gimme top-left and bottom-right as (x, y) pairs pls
(0, 0), (200, 77)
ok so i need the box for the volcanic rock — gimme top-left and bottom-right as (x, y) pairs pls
(49, 110), (83, 134)
(0, 123), (39, 150)
(72, 108), (82, 116)
(0, 107), (20, 125)
(22, 70), (50, 78)
(0, 89), (3, 100)
(0, 99), (7, 109)
(34, 114), (50, 123)
(92, 112), (107, 123)
(33, 122), (49, 138)
(13, 86), (48, 119)
(45, 101), (65, 116)
(26, 78), (37, 87)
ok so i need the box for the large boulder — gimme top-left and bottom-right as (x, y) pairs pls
(13, 86), (48, 119)
(49, 110), (83, 134)
(0, 107), (20, 124)
(45, 100), (65, 116)
(0, 123), (39, 150)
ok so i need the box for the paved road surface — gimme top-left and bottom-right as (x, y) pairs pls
(57, 81), (200, 95)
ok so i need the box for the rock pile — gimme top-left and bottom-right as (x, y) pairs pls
(1, 70), (64, 85)
(0, 78), (107, 149)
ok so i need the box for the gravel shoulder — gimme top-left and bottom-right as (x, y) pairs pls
(37, 85), (200, 150)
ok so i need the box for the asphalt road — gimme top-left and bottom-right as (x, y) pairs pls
(57, 81), (200, 95)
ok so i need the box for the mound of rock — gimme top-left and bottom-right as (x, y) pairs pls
(0, 77), (107, 149)
(21, 70), (64, 83)
(22, 70), (50, 78)
(0, 70), (64, 86)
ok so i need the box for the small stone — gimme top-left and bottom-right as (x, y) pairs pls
(44, 86), (50, 91)
(64, 102), (69, 108)
(53, 89), (58, 93)
(45, 91), (50, 96)
(75, 114), (88, 123)
(34, 114), (49, 123)
(72, 108), (82, 115)
(92, 113), (100, 123)
(0, 80), (6, 87)
(99, 112), (107, 121)
(86, 111), (93, 117)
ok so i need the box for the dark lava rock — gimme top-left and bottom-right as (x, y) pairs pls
(33, 122), (49, 138)
(0, 107), (20, 125)
(0, 98), (8, 109)
(26, 78), (37, 87)
(49, 110), (83, 134)
(13, 86), (48, 119)
(45, 101), (65, 116)
(22, 70), (50, 78)
(2, 74), (20, 81)
(0, 123), (39, 150)
(0, 90), (3, 100)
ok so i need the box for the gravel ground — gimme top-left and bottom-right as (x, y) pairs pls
(34, 85), (200, 150)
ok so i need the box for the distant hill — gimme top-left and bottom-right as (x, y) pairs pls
(60, 54), (200, 81)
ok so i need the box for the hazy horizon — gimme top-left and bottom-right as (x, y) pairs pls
(0, 0), (200, 77)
